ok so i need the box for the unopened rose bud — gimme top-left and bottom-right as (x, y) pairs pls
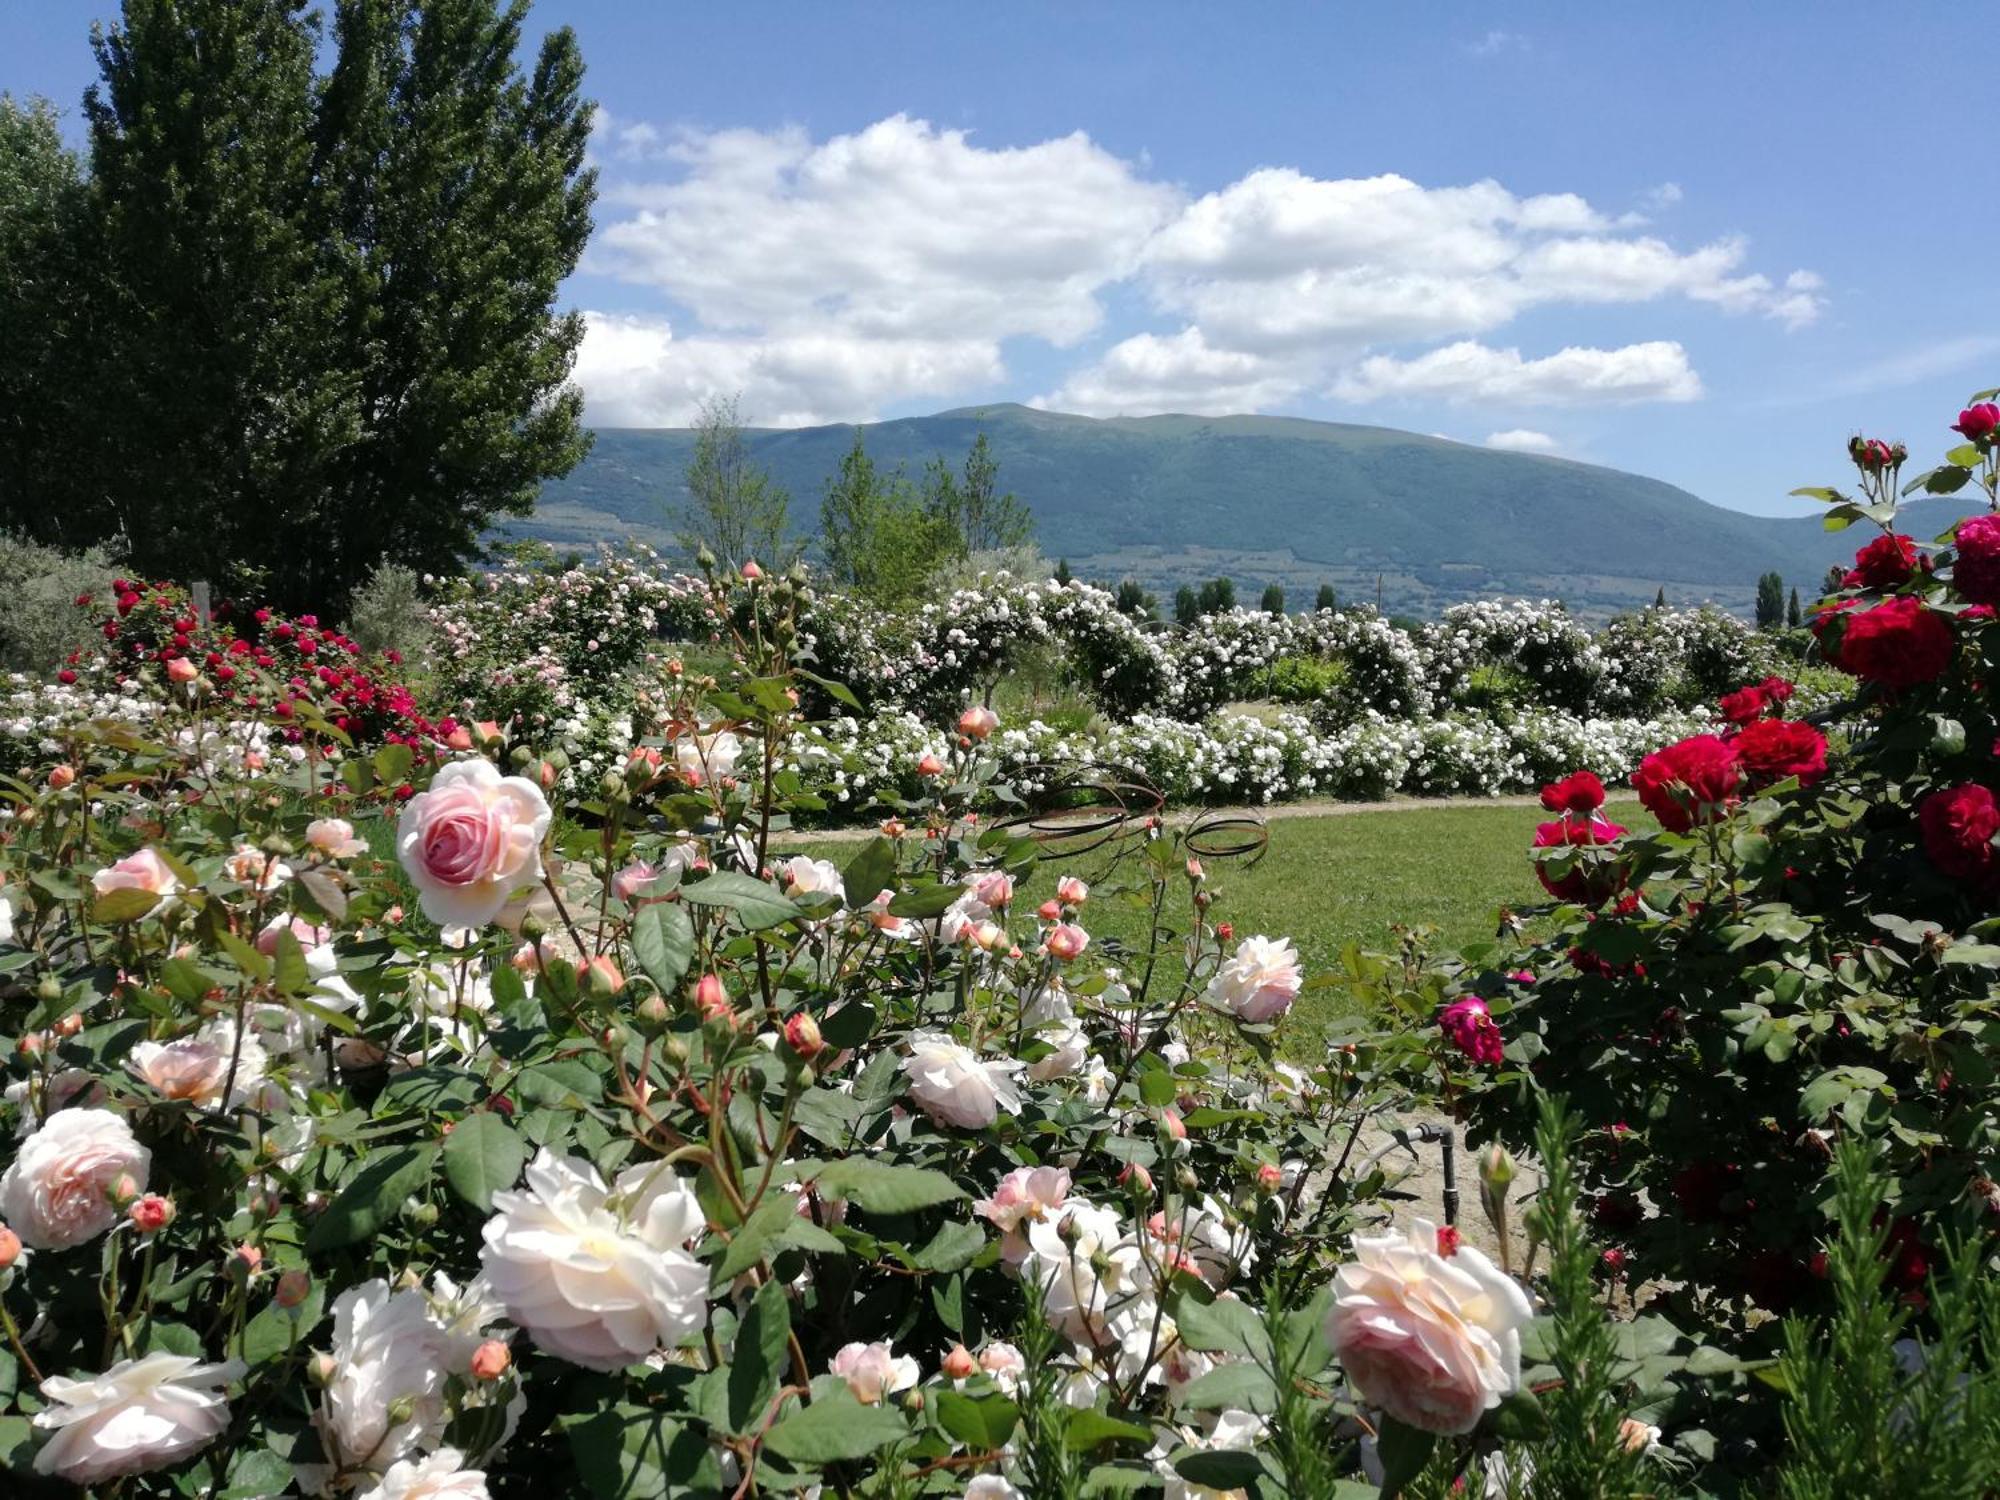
(128, 1194), (174, 1234)
(636, 994), (671, 1028)
(969, 921), (1007, 953)
(583, 954), (626, 998)
(406, 1199), (440, 1228)
(47, 764), (76, 790)
(274, 1268), (311, 1308)
(387, 1396), (417, 1428)
(1175, 1165), (1200, 1193)
(783, 1012), (823, 1059)
(229, 1244), (263, 1278)
(1117, 1162), (1153, 1195)
(695, 546), (718, 572)
(941, 1344), (977, 1381)
(1037, 899), (1062, 921)
(741, 559), (764, 581)
(1057, 1212), (1084, 1246)
(1601, 1247), (1628, 1273)
(35, 975), (61, 1003)
(1215, 921), (1233, 941)
(54, 1014), (82, 1038)
(470, 1339), (512, 1380)
(0, 1225), (21, 1269)
(1254, 1162), (1283, 1194)
(916, 753), (944, 778)
(107, 1173), (141, 1210)
(309, 1352), (340, 1386)
(1479, 1143), (1516, 1191)
(1043, 923), (1089, 962)
(1160, 1107), (1187, 1142)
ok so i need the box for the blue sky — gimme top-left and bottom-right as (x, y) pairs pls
(6, 2), (1997, 516)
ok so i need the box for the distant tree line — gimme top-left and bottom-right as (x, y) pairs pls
(0, 0), (596, 613)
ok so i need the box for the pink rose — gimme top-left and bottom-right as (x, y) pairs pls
(0, 1109), (151, 1249)
(957, 705), (1000, 740)
(1043, 923), (1089, 962)
(1439, 996), (1504, 1066)
(395, 760), (551, 928)
(1206, 935), (1302, 1023)
(1326, 1218), (1533, 1434)
(304, 818), (366, 859)
(91, 848), (179, 905)
(975, 1166), (1074, 1265)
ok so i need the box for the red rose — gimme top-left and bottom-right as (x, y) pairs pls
(1717, 685), (1769, 725)
(1849, 436), (1900, 473)
(1838, 596), (1954, 689)
(1731, 718), (1828, 787)
(1918, 783), (2000, 882)
(1952, 513), (2000, 606)
(1953, 402), (2000, 444)
(1533, 817), (1628, 905)
(1632, 734), (1741, 832)
(1757, 675), (1796, 704)
(1842, 533), (1921, 591)
(1538, 769), (1606, 814)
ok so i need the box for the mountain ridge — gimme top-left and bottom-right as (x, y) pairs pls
(522, 403), (1966, 619)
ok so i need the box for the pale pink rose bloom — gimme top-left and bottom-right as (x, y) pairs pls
(91, 848), (179, 904)
(1043, 923), (1089, 962)
(963, 1478), (1024, 1500)
(1207, 935), (1303, 1024)
(967, 871), (1013, 909)
(975, 1166), (1072, 1265)
(977, 1341), (1026, 1394)
(612, 860), (659, 904)
(33, 1353), (242, 1485)
(1325, 1217), (1533, 1435)
(127, 1023), (264, 1107)
(829, 1341), (919, 1404)
(305, 818), (367, 859)
(255, 915), (330, 957)
(0, 1108), (151, 1249)
(396, 760), (552, 928)
(902, 1032), (1025, 1129)
(957, 705), (1000, 740)
(1055, 876), (1089, 905)
(224, 843), (292, 891)
(781, 856), (844, 903)
(360, 1447), (492, 1500)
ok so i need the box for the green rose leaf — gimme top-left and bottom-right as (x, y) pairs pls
(680, 871), (801, 930)
(305, 1144), (437, 1252)
(442, 1111), (527, 1212)
(631, 901), (696, 992)
(760, 1390), (909, 1464)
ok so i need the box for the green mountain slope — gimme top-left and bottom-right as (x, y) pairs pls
(520, 403), (1974, 619)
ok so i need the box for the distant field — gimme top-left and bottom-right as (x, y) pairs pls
(781, 800), (1653, 1039)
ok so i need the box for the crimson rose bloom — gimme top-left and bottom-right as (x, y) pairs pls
(1842, 533), (1921, 590)
(1538, 769), (1606, 814)
(1632, 734), (1741, 833)
(1731, 718), (1827, 787)
(1918, 783), (2000, 882)
(1757, 675), (1796, 704)
(1951, 513), (2000, 606)
(1438, 996), (1503, 1066)
(1716, 685), (1770, 725)
(1533, 817), (1628, 905)
(1952, 402), (2000, 444)
(1838, 596), (1955, 689)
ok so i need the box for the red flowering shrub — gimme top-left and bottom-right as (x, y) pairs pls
(1532, 815), (1628, 905)
(1412, 396), (2000, 1344)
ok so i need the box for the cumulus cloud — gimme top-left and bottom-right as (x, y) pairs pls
(1485, 429), (1561, 453)
(1333, 341), (1703, 406)
(577, 114), (1819, 425)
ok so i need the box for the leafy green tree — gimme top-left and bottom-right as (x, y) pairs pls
(1260, 582), (1285, 615)
(1315, 583), (1336, 612)
(27, 0), (595, 610)
(678, 395), (793, 569)
(1654, 585), (1667, 608)
(0, 98), (106, 546)
(1197, 577), (1236, 614)
(1788, 586), (1803, 628)
(1114, 579), (1156, 621)
(1173, 585), (1198, 627)
(925, 432), (1032, 556)
(818, 431), (956, 605)
(1756, 570), (1786, 629)
(1054, 558), (1072, 587)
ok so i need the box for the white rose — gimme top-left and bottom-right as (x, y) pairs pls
(1206, 935), (1302, 1024)
(34, 1352), (242, 1485)
(964, 1477), (1025, 1499)
(1325, 1217), (1533, 1434)
(675, 728), (741, 782)
(1022, 1201), (1152, 1347)
(308, 1280), (451, 1488)
(396, 759), (552, 929)
(0, 1107), (150, 1248)
(480, 1151), (708, 1371)
(828, 1341), (919, 1404)
(0, 895), (13, 945)
(781, 856), (845, 903)
(901, 1032), (1025, 1129)
(356, 1447), (491, 1500)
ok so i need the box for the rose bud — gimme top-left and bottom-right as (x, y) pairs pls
(274, 1268), (312, 1309)
(957, 705), (1000, 740)
(309, 1352), (340, 1386)
(969, 921), (1007, 953)
(941, 1344), (978, 1381)
(583, 955), (625, 998)
(1215, 921), (1234, 941)
(1254, 1162), (1284, 1194)
(695, 972), (732, 1023)
(127, 1194), (175, 1235)
(1953, 402), (2000, 444)
(470, 1340), (513, 1380)
(879, 818), (906, 838)
(1435, 1224), (1462, 1257)
(165, 657), (198, 685)
(1160, 1107), (1187, 1142)
(1601, 1247), (1628, 1273)
(229, 1244), (264, 1279)
(0, 1225), (19, 1269)
(1037, 899), (1062, 921)
(916, 753), (944, 778)
(47, 764), (76, 791)
(1056, 876), (1088, 905)
(783, 1012), (823, 1060)
(1043, 923), (1089, 962)
(741, 559), (765, 581)
(1118, 1162), (1154, 1194)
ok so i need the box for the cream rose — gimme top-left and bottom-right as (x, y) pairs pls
(91, 848), (180, 907)
(307, 1280), (452, 1489)
(357, 1448), (491, 1500)
(305, 817), (368, 859)
(828, 1341), (920, 1404)
(975, 1166), (1071, 1265)
(127, 1022), (265, 1107)
(0, 1107), (150, 1249)
(396, 760), (551, 928)
(479, 1151), (708, 1371)
(1207, 935), (1302, 1024)
(33, 1353), (242, 1485)
(902, 1032), (1025, 1129)
(1325, 1217), (1533, 1434)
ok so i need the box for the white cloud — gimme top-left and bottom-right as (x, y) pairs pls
(578, 114), (1818, 424)
(1486, 429), (1561, 453)
(1467, 29), (1527, 56)
(1333, 340), (1703, 406)
(1039, 329), (1310, 417)
(575, 312), (1001, 428)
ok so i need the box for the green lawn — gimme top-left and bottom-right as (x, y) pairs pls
(780, 801), (1653, 1040)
